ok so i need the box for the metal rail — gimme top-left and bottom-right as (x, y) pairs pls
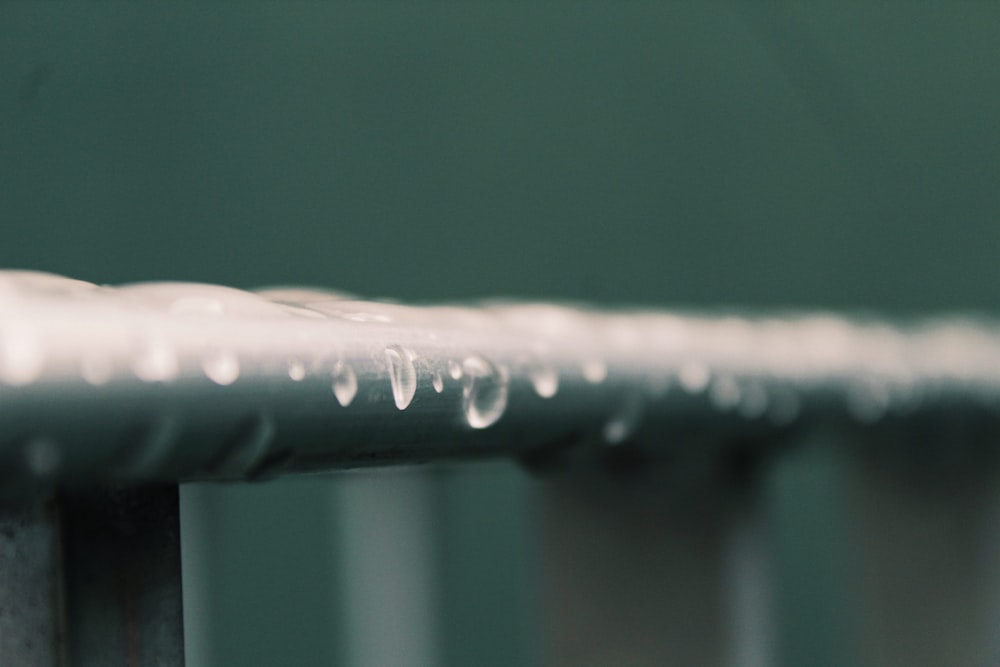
(4, 271), (1000, 666)
(1, 271), (1000, 490)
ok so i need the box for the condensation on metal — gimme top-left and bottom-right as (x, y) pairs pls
(1, 271), (1000, 486)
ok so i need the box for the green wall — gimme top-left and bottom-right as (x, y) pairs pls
(2, 3), (999, 664)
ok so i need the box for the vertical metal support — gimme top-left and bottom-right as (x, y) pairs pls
(850, 439), (1000, 667)
(0, 495), (61, 666)
(724, 500), (775, 667)
(766, 436), (860, 667)
(537, 470), (737, 666)
(0, 486), (185, 667)
(60, 485), (185, 667)
(335, 468), (442, 667)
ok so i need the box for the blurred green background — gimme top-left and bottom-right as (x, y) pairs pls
(2, 2), (999, 665)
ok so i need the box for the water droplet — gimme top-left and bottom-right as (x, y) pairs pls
(25, 438), (60, 477)
(448, 360), (463, 380)
(132, 338), (179, 383)
(385, 345), (417, 410)
(527, 360), (559, 398)
(0, 324), (44, 386)
(202, 349), (240, 386)
(847, 379), (890, 423)
(332, 360), (358, 407)
(462, 356), (509, 429)
(709, 375), (741, 411)
(432, 370), (445, 393)
(603, 392), (644, 445)
(80, 355), (114, 386)
(678, 362), (711, 394)
(890, 379), (922, 415)
(287, 359), (306, 382)
(582, 359), (608, 384)
(738, 383), (769, 419)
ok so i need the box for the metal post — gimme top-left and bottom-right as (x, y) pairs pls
(849, 433), (1000, 666)
(336, 468), (441, 667)
(60, 485), (185, 667)
(537, 468), (736, 666)
(0, 494), (60, 666)
(0, 485), (184, 667)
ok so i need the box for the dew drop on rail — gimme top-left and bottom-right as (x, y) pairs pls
(332, 360), (358, 407)
(203, 349), (240, 386)
(528, 359), (559, 398)
(462, 356), (509, 429)
(385, 345), (417, 410)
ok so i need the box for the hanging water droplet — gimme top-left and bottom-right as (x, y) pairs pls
(132, 338), (179, 383)
(448, 360), (463, 380)
(709, 375), (741, 411)
(332, 360), (358, 407)
(678, 362), (711, 394)
(202, 349), (240, 386)
(527, 359), (559, 398)
(385, 345), (417, 410)
(462, 356), (509, 429)
(0, 324), (45, 386)
(646, 375), (670, 398)
(603, 392), (644, 445)
(287, 359), (306, 382)
(432, 370), (445, 393)
(582, 359), (607, 384)
(80, 355), (114, 386)
(738, 383), (769, 419)
(846, 379), (890, 423)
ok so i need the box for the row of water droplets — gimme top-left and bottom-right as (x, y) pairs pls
(599, 361), (805, 446)
(4, 272), (1000, 442)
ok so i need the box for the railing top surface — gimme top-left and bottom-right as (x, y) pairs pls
(1, 270), (999, 488)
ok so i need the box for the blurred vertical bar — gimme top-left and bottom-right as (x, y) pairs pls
(766, 436), (859, 667)
(438, 462), (540, 667)
(537, 471), (733, 666)
(179, 479), (341, 667)
(0, 495), (60, 666)
(334, 468), (441, 667)
(179, 485), (215, 667)
(850, 434), (1000, 666)
(725, 500), (775, 667)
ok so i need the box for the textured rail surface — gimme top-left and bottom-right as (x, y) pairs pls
(0, 271), (999, 489)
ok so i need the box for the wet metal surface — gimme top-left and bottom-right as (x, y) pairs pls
(2, 272), (1000, 487)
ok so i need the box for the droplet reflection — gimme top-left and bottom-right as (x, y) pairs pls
(462, 356), (508, 429)
(385, 345), (417, 410)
